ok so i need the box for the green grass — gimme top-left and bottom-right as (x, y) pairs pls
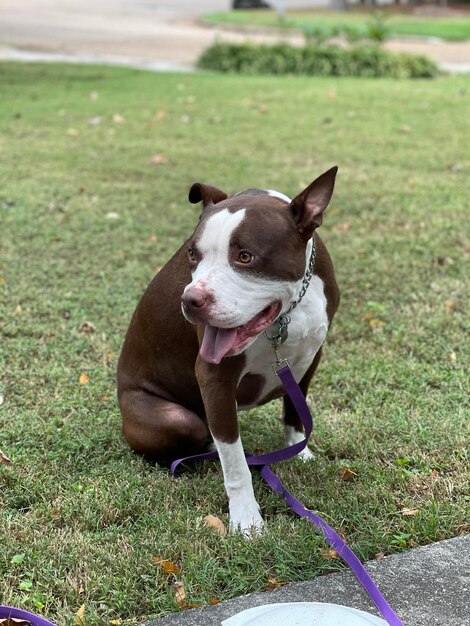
(204, 9), (470, 41)
(0, 62), (469, 625)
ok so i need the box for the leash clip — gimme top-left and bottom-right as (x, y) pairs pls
(272, 356), (290, 376)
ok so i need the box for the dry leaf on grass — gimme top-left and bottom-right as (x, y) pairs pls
(171, 581), (186, 608)
(324, 548), (339, 560)
(0, 448), (12, 467)
(150, 154), (168, 165)
(340, 467), (357, 481)
(75, 604), (86, 626)
(0, 618), (32, 626)
(400, 508), (419, 517)
(153, 556), (180, 575)
(203, 514), (227, 536)
(445, 298), (456, 313)
(79, 373), (90, 386)
(263, 576), (287, 591)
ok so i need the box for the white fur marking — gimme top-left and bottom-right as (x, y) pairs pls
(266, 189), (292, 203)
(214, 436), (264, 535)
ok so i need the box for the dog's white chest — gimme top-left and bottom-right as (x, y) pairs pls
(239, 275), (329, 408)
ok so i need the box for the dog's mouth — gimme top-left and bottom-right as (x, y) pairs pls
(199, 301), (282, 365)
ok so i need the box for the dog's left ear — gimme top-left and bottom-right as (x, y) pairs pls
(188, 183), (228, 208)
(289, 166), (338, 241)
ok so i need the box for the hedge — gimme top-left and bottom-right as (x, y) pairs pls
(197, 42), (439, 79)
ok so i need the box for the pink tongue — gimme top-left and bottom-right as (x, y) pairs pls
(200, 325), (238, 365)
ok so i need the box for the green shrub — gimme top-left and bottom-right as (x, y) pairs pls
(198, 42), (439, 79)
(366, 11), (391, 43)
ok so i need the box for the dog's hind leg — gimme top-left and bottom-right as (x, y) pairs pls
(282, 347), (323, 461)
(119, 389), (211, 464)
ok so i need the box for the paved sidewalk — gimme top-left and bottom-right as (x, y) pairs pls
(0, 0), (469, 72)
(146, 534), (469, 626)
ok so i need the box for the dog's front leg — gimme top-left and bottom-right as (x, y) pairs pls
(195, 356), (263, 535)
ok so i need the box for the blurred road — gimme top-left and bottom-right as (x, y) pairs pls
(0, 0), (468, 71)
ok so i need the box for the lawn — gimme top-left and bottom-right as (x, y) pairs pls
(204, 9), (470, 41)
(0, 62), (469, 626)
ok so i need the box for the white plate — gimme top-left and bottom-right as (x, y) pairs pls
(222, 602), (388, 626)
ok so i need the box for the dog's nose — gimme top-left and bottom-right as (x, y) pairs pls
(181, 286), (210, 317)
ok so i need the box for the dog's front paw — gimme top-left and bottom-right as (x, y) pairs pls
(284, 426), (315, 462)
(229, 499), (264, 537)
(296, 446), (315, 462)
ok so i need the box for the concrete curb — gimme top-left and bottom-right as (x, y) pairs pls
(145, 534), (469, 626)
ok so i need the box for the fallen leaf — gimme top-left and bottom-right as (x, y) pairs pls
(89, 91), (99, 101)
(180, 114), (191, 124)
(0, 448), (12, 467)
(375, 552), (385, 559)
(80, 322), (95, 333)
(109, 621), (122, 625)
(153, 556), (180, 575)
(263, 576), (287, 591)
(340, 467), (357, 481)
(369, 318), (385, 333)
(149, 233), (159, 242)
(113, 114), (124, 124)
(105, 211), (120, 219)
(325, 548), (339, 560)
(0, 618), (32, 625)
(449, 351), (457, 363)
(398, 125), (411, 134)
(209, 598), (220, 605)
(150, 154), (168, 165)
(171, 581), (186, 608)
(445, 298), (456, 313)
(154, 110), (166, 121)
(75, 604), (86, 626)
(203, 514), (227, 536)
(79, 373), (90, 386)
(400, 507), (419, 517)
(0, 393), (4, 406)
(67, 128), (79, 137)
(87, 116), (102, 126)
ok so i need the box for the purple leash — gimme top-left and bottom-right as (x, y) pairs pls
(171, 363), (404, 626)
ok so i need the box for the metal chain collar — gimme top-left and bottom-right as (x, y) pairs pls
(264, 237), (316, 349)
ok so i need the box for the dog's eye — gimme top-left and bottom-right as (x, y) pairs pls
(187, 247), (196, 262)
(238, 251), (253, 264)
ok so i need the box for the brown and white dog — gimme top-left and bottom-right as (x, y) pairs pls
(117, 167), (340, 534)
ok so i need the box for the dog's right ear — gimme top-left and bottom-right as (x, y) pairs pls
(188, 183), (228, 208)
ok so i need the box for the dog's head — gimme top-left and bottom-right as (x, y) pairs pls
(181, 167), (338, 364)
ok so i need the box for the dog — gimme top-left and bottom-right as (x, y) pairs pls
(117, 166), (340, 534)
